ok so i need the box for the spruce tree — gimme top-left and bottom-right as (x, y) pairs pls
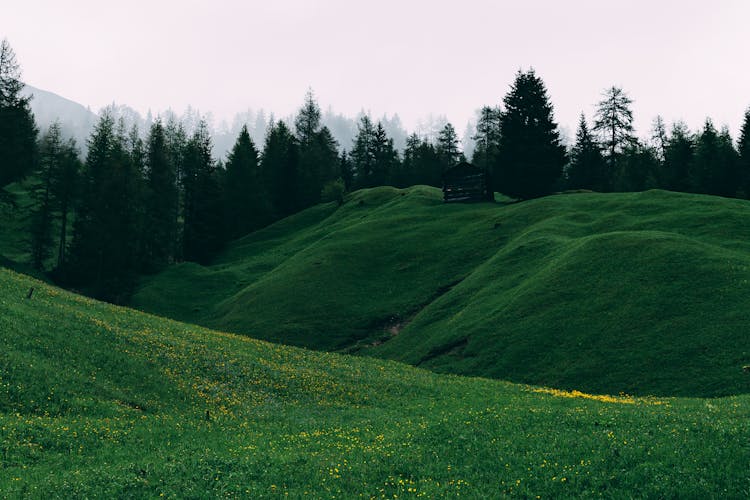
(371, 122), (398, 186)
(69, 111), (144, 301)
(567, 114), (606, 191)
(141, 120), (178, 272)
(224, 124), (270, 238)
(594, 86), (636, 171)
(182, 121), (225, 264)
(53, 137), (81, 270)
(738, 109), (750, 196)
(472, 106), (501, 171)
(436, 123), (461, 169)
(496, 69), (566, 199)
(690, 119), (720, 194)
(0, 38), (37, 189)
(30, 123), (63, 269)
(262, 120), (299, 217)
(663, 122), (694, 192)
(351, 115), (377, 188)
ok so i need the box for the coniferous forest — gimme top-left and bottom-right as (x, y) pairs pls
(2, 37), (750, 304)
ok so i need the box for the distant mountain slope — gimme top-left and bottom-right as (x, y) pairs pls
(133, 187), (750, 397)
(2, 266), (749, 497)
(22, 84), (97, 149)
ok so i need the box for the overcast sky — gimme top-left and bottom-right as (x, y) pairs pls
(4, 0), (750, 139)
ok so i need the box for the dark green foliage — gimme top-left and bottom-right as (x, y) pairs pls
(739, 109), (750, 196)
(29, 125), (62, 269)
(662, 122), (694, 192)
(496, 69), (566, 199)
(471, 106), (501, 171)
(593, 86), (635, 172)
(294, 91), (339, 207)
(321, 177), (345, 205)
(0, 39), (38, 189)
(141, 120), (178, 272)
(371, 122), (398, 186)
(223, 125), (269, 238)
(566, 114), (606, 190)
(436, 122), (460, 169)
(689, 119), (740, 196)
(350, 115), (376, 188)
(182, 121), (225, 264)
(613, 142), (660, 192)
(262, 120), (299, 217)
(339, 150), (353, 190)
(68, 113), (144, 302)
(400, 133), (440, 187)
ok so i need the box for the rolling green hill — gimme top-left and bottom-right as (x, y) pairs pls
(1, 267), (749, 497)
(133, 187), (750, 397)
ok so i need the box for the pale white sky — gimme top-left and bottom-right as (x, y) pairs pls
(3, 0), (750, 138)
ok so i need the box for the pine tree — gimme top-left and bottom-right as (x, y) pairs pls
(691, 119), (721, 194)
(68, 111), (144, 301)
(339, 150), (353, 190)
(471, 106), (501, 171)
(738, 109), (750, 197)
(29, 123), (63, 269)
(52, 136), (80, 270)
(402, 133), (440, 187)
(567, 114), (606, 191)
(0, 38), (38, 189)
(436, 123), (461, 169)
(164, 117), (187, 260)
(182, 120), (225, 264)
(716, 126), (739, 198)
(141, 120), (178, 272)
(496, 69), (566, 199)
(224, 124), (270, 238)
(294, 91), (339, 207)
(371, 122), (398, 186)
(262, 120), (299, 217)
(351, 115), (377, 188)
(663, 122), (694, 192)
(594, 86), (636, 171)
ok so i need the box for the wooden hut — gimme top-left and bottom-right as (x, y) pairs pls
(442, 162), (492, 202)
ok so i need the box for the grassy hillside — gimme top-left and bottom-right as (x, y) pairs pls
(133, 187), (750, 397)
(1, 267), (749, 497)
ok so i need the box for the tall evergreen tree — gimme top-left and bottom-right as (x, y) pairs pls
(52, 136), (81, 270)
(182, 121), (225, 264)
(567, 114), (606, 191)
(224, 124), (270, 238)
(294, 91), (339, 207)
(436, 123), (461, 169)
(661, 122), (694, 192)
(351, 115), (377, 188)
(141, 120), (179, 272)
(371, 122), (398, 186)
(496, 69), (566, 199)
(690, 119), (721, 194)
(738, 109), (750, 196)
(716, 126), (740, 198)
(471, 106), (501, 171)
(164, 117), (187, 260)
(0, 38), (37, 189)
(29, 123), (63, 269)
(594, 86), (635, 186)
(69, 111), (144, 302)
(339, 149), (353, 190)
(262, 120), (299, 217)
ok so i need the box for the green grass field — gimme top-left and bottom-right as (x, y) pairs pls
(133, 186), (750, 397)
(2, 267), (749, 497)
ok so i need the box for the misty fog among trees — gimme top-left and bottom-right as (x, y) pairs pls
(3, 37), (750, 302)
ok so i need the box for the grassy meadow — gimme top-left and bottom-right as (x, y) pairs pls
(134, 186), (750, 397)
(1, 267), (749, 497)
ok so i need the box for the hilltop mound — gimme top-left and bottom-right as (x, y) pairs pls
(131, 187), (750, 397)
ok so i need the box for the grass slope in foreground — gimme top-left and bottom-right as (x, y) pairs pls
(2, 268), (750, 497)
(134, 187), (750, 398)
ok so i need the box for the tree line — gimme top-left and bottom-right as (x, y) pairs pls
(3, 38), (750, 302)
